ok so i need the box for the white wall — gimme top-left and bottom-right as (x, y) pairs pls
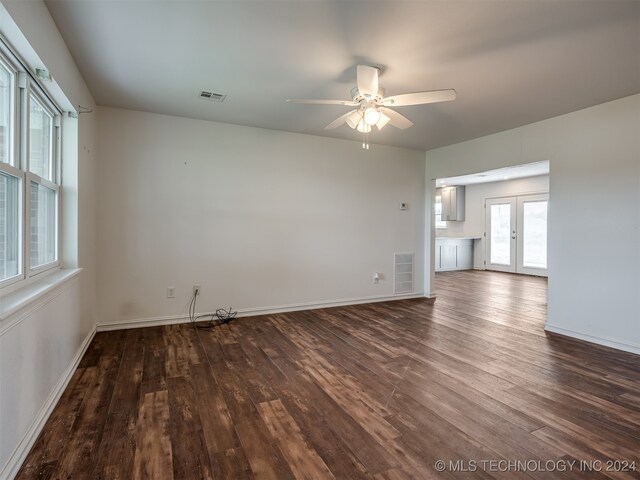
(0, 2), (98, 478)
(0, 274), (89, 480)
(96, 107), (426, 328)
(437, 175), (549, 268)
(426, 94), (640, 354)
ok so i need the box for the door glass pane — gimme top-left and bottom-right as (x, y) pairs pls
(523, 201), (548, 269)
(0, 172), (20, 281)
(490, 203), (511, 265)
(30, 181), (56, 268)
(29, 95), (53, 180)
(0, 63), (12, 165)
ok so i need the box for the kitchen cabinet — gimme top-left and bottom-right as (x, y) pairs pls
(435, 237), (477, 271)
(440, 245), (458, 269)
(438, 186), (465, 221)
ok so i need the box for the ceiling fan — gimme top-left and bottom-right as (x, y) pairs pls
(287, 65), (456, 134)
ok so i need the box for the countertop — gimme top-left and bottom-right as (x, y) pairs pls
(435, 236), (482, 241)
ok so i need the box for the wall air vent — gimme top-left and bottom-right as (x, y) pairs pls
(394, 252), (414, 294)
(199, 91), (227, 102)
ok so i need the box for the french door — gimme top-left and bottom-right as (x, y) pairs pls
(485, 194), (548, 276)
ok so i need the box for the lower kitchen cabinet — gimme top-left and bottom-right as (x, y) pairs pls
(435, 238), (476, 271)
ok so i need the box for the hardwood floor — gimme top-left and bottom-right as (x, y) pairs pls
(17, 271), (640, 479)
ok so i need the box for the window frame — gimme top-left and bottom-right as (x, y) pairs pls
(0, 40), (62, 290)
(26, 85), (61, 275)
(0, 49), (18, 168)
(28, 89), (57, 182)
(0, 48), (23, 288)
(0, 168), (23, 287)
(435, 195), (447, 230)
(27, 173), (60, 274)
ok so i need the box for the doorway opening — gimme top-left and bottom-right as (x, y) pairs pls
(432, 160), (550, 329)
(434, 161), (549, 277)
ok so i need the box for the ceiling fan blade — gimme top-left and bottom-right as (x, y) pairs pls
(357, 65), (379, 97)
(325, 110), (359, 130)
(382, 89), (457, 107)
(287, 98), (358, 106)
(378, 107), (413, 129)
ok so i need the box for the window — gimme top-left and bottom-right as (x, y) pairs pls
(0, 45), (61, 287)
(30, 181), (57, 268)
(435, 195), (447, 229)
(0, 172), (20, 280)
(29, 94), (53, 180)
(522, 200), (548, 269)
(0, 61), (13, 166)
(28, 90), (59, 272)
(490, 203), (512, 265)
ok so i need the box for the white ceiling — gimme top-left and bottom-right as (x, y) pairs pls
(44, 1), (640, 151)
(437, 161), (549, 187)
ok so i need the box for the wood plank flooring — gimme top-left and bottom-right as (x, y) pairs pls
(17, 271), (640, 479)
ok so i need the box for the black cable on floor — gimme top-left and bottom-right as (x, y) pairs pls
(188, 291), (237, 329)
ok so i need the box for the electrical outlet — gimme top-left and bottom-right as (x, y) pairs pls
(167, 287), (175, 299)
(193, 285), (201, 295)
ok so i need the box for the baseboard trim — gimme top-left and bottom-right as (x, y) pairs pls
(97, 292), (427, 331)
(545, 324), (640, 355)
(1, 326), (96, 480)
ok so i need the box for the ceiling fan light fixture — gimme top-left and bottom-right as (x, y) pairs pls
(346, 110), (362, 129)
(364, 107), (380, 126)
(287, 64), (456, 137)
(376, 112), (391, 130)
(356, 119), (372, 133)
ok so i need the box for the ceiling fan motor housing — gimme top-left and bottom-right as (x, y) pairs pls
(351, 85), (386, 106)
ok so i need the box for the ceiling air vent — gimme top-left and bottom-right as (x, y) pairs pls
(199, 90), (227, 102)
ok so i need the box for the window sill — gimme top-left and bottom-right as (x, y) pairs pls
(0, 268), (82, 325)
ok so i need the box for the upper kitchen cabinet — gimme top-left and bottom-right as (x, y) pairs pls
(438, 186), (466, 222)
